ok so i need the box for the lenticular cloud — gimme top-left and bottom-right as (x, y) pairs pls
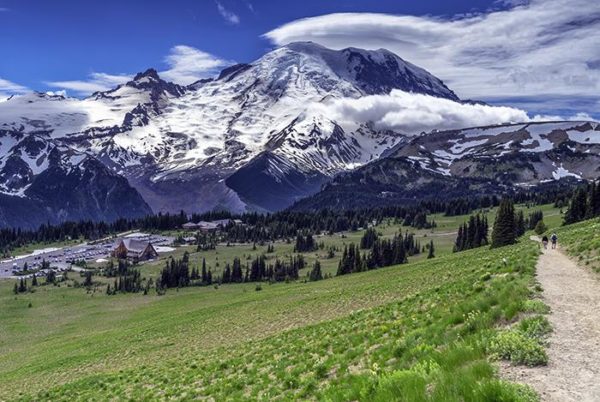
(318, 90), (530, 135)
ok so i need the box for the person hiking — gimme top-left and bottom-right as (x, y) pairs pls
(551, 233), (558, 249)
(542, 235), (549, 249)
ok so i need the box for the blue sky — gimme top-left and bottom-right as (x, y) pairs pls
(1, 0), (598, 119)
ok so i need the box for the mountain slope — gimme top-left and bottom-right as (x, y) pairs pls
(0, 129), (152, 228)
(0, 42), (460, 225)
(292, 121), (600, 210)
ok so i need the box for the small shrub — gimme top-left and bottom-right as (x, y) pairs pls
(475, 380), (539, 402)
(517, 316), (552, 340)
(488, 330), (548, 366)
(522, 300), (550, 314)
(534, 220), (547, 235)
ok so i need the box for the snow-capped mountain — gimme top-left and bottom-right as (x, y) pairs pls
(0, 42), (460, 225)
(5, 41), (595, 227)
(292, 121), (600, 210)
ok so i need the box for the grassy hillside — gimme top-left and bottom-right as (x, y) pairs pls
(0, 237), (545, 401)
(551, 218), (600, 272)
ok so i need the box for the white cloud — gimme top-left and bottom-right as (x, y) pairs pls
(0, 77), (28, 100)
(42, 45), (231, 96)
(45, 72), (131, 96)
(160, 45), (232, 85)
(532, 112), (596, 122)
(313, 90), (531, 135)
(216, 1), (240, 25)
(264, 0), (600, 113)
(45, 90), (68, 97)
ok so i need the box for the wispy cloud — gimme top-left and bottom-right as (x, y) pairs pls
(45, 73), (131, 96)
(244, 0), (255, 14)
(0, 77), (28, 100)
(44, 45), (232, 96)
(264, 0), (600, 115)
(160, 45), (232, 85)
(216, 1), (240, 24)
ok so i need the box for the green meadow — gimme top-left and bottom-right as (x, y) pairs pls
(0, 204), (562, 401)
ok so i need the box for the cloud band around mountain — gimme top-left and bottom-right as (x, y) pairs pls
(314, 90), (560, 135)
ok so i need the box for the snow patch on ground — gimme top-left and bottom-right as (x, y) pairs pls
(155, 246), (175, 253)
(552, 164), (581, 180)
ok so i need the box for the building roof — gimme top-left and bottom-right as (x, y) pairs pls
(212, 219), (233, 227)
(121, 239), (152, 253)
(198, 221), (219, 229)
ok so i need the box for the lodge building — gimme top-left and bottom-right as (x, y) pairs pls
(112, 239), (158, 262)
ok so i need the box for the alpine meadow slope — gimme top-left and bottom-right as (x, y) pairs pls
(1, 236), (542, 401)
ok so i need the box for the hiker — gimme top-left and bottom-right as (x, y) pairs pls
(551, 233), (558, 249)
(542, 235), (549, 249)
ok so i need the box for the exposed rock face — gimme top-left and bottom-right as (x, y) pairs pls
(291, 121), (600, 210)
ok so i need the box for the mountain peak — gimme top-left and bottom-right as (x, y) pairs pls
(124, 68), (185, 99)
(276, 41), (459, 100)
(133, 68), (161, 82)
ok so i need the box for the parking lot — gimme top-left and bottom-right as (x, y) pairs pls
(0, 233), (174, 279)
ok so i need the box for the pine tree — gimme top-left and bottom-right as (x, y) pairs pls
(31, 274), (38, 287)
(309, 260), (323, 281)
(590, 181), (600, 217)
(454, 225), (463, 252)
(491, 198), (517, 248)
(427, 240), (435, 259)
(84, 271), (93, 287)
(515, 210), (526, 237)
(18, 278), (27, 293)
(564, 188), (588, 224)
(201, 258), (207, 283)
(534, 219), (547, 235)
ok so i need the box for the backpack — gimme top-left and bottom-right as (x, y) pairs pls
(551, 234), (557, 242)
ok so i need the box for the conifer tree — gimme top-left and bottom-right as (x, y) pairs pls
(564, 187), (588, 224)
(515, 210), (526, 237)
(18, 278), (27, 293)
(588, 181), (600, 217)
(84, 271), (93, 288)
(309, 260), (323, 281)
(201, 258), (207, 283)
(534, 219), (547, 235)
(491, 198), (517, 248)
(427, 240), (435, 259)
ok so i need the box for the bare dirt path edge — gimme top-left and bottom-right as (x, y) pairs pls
(501, 237), (600, 402)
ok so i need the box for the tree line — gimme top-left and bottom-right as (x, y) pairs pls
(337, 230), (422, 275)
(0, 181), (580, 257)
(563, 181), (600, 225)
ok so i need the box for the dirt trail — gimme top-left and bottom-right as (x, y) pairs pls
(502, 238), (600, 401)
